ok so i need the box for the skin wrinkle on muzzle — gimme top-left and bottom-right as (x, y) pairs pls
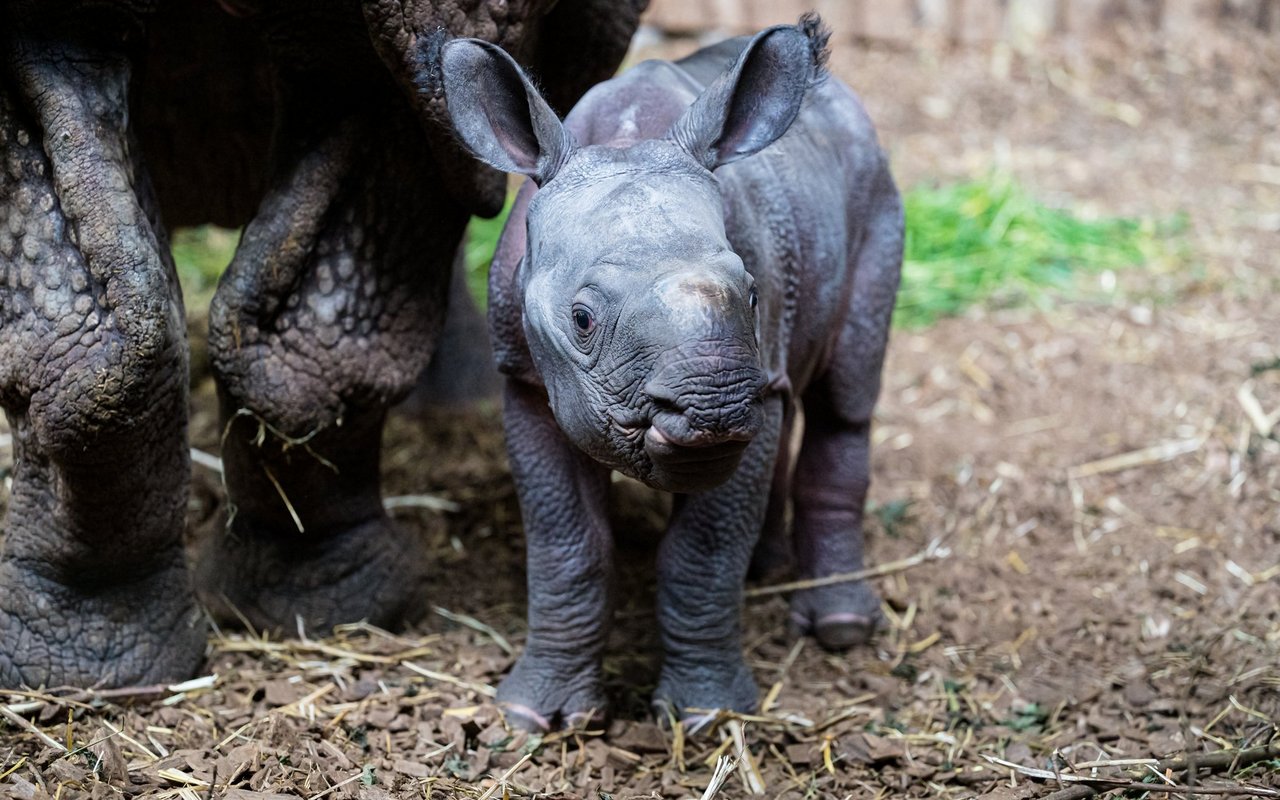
(644, 339), (766, 442)
(440, 14), (903, 729)
(0, 0), (649, 689)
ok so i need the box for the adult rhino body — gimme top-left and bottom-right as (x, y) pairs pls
(441, 15), (903, 727)
(0, 0), (646, 688)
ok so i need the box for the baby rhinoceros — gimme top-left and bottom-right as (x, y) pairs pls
(440, 15), (903, 729)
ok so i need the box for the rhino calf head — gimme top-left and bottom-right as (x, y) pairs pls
(518, 167), (766, 493)
(442, 28), (817, 492)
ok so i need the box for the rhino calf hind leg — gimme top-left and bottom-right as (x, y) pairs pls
(788, 186), (904, 651)
(788, 404), (882, 649)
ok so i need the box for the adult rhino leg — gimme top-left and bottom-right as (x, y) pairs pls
(201, 103), (464, 634)
(0, 17), (204, 687)
(197, 0), (648, 635)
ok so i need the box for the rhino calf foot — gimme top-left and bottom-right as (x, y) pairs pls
(788, 580), (881, 651)
(194, 515), (428, 636)
(0, 551), (205, 688)
(652, 655), (758, 728)
(496, 652), (606, 732)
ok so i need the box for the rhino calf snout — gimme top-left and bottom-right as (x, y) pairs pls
(642, 364), (766, 446)
(640, 345), (757, 422)
(638, 350), (765, 491)
(643, 421), (752, 492)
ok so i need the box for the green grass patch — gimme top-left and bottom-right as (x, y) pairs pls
(1003, 701), (1049, 732)
(897, 174), (1176, 327)
(462, 194), (517, 307)
(171, 226), (238, 301)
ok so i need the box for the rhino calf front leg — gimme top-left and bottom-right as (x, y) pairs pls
(653, 397), (783, 723)
(496, 380), (613, 731)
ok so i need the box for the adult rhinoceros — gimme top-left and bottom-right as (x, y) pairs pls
(0, 0), (646, 688)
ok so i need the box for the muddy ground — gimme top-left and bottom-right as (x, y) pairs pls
(2, 20), (1279, 800)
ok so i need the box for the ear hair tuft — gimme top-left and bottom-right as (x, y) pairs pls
(797, 12), (832, 84)
(664, 19), (826, 171)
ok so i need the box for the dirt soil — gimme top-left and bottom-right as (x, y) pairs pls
(3, 21), (1279, 800)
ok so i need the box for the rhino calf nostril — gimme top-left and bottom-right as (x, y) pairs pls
(649, 395), (682, 415)
(643, 381), (683, 413)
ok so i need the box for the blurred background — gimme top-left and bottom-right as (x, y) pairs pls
(175, 0), (1279, 333)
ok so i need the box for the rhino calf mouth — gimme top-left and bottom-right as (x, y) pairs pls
(643, 423), (751, 492)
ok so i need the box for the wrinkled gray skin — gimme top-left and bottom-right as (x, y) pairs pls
(440, 17), (903, 729)
(0, 0), (645, 689)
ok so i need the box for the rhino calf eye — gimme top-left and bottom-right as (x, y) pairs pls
(572, 306), (596, 334)
(749, 286), (758, 309)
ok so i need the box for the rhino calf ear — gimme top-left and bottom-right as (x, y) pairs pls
(669, 23), (820, 170)
(442, 39), (573, 185)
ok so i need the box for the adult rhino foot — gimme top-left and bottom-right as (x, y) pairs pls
(787, 580), (881, 651)
(195, 514), (428, 636)
(0, 6), (201, 689)
(496, 652), (606, 732)
(204, 101), (463, 639)
(199, 385), (432, 635)
(0, 551), (205, 689)
(652, 655), (758, 730)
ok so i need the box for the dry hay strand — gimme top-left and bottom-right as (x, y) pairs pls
(986, 742), (1280, 800)
(2, 613), (1276, 798)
